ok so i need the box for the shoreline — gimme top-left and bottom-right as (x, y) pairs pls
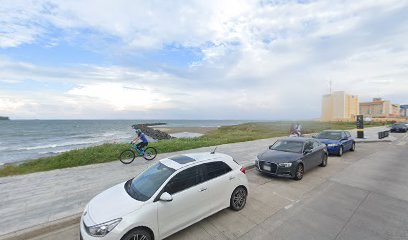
(152, 126), (218, 134)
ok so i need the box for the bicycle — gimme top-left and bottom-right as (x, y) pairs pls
(119, 143), (157, 164)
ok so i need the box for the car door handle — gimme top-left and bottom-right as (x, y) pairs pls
(229, 176), (235, 180)
(199, 187), (207, 192)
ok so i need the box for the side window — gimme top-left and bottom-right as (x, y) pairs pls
(341, 132), (347, 139)
(312, 140), (320, 149)
(164, 166), (203, 195)
(205, 161), (232, 181)
(304, 141), (313, 151)
(346, 132), (351, 138)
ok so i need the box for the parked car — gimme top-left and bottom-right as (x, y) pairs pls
(390, 123), (408, 133)
(315, 130), (355, 156)
(255, 138), (328, 181)
(80, 152), (248, 240)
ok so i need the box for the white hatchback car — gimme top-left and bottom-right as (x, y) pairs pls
(80, 152), (249, 240)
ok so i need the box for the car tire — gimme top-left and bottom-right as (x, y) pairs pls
(294, 163), (304, 181)
(121, 228), (153, 240)
(338, 146), (343, 157)
(319, 154), (328, 167)
(350, 142), (356, 151)
(230, 186), (247, 211)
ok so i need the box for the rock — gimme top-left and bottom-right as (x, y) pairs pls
(132, 124), (174, 140)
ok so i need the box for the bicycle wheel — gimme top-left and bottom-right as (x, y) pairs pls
(143, 147), (157, 161)
(120, 150), (136, 164)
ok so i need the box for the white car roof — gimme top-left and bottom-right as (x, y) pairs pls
(160, 152), (233, 170)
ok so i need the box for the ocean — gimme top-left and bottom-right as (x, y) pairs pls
(0, 120), (254, 164)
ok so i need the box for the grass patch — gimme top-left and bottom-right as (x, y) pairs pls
(0, 121), (384, 177)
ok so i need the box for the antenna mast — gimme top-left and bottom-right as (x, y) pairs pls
(329, 79), (332, 94)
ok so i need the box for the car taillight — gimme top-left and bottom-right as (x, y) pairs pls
(240, 167), (246, 174)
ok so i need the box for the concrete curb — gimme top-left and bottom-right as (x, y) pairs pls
(0, 214), (81, 240)
(355, 139), (392, 143)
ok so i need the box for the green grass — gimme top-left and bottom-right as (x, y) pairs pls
(0, 121), (384, 177)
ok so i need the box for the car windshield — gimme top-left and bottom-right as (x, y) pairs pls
(270, 140), (304, 153)
(317, 131), (342, 140)
(126, 162), (175, 202)
(393, 124), (406, 127)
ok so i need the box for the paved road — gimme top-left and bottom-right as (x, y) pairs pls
(17, 131), (408, 240)
(1, 126), (389, 237)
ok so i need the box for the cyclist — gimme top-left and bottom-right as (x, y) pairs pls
(131, 128), (149, 151)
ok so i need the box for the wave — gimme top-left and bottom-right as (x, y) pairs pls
(16, 140), (100, 151)
(39, 149), (71, 154)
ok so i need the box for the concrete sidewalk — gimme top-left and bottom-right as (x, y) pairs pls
(0, 126), (392, 237)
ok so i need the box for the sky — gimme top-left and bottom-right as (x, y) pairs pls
(0, 0), (407, 120)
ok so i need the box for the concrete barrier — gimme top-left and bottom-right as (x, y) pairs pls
(378, 130), (390, 139)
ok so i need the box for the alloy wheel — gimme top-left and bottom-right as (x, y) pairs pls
(230, 187), (247, 211)
(295, 164), (304, 180)
(128, 234), (148, 240)
(338, 147), (343, 156)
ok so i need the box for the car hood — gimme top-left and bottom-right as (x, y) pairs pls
(87, 182), (144, 225)
(317, 139), (340, 145)
(257, 149), (302, 163)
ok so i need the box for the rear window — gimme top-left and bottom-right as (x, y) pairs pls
(205, 161), (232, 180)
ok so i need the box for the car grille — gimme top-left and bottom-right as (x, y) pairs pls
(259, 161), (277, 173)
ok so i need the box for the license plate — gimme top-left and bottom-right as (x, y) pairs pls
(263, 165), (271, 171)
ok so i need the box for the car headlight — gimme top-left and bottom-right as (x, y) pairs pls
(278, 163), (292, 167)
(85, 218), (122, 237)
(327, 144), (338, 147)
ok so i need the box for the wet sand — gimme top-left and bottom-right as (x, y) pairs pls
(152, 126), (217, 134)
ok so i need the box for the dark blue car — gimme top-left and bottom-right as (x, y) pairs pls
(315, 130), (355, 156)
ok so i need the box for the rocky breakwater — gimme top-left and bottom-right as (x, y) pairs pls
(132, 124), (174, 140)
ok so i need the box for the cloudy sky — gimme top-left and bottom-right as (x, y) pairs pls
(1, 0), (407, 120)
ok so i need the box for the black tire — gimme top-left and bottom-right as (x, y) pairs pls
(121, 228), (153, 240)
(338, 146), (343, 157)
(230, 186), (247, 211)
(294, 163), (304, 181)
(319, 154), (328, 167)
(120, 150), (135, 164)
(143, 147), (157, 161)
(350, 142), (356, 151)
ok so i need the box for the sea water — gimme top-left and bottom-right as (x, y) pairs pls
(0, 119), (254, 164)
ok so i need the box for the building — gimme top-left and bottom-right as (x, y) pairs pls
(321, 91), (359, 121)
(401, 105), (408, 118)
(359, 98), (401, 118)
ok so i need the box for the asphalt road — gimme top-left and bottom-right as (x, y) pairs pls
(29, 132), (408, 240)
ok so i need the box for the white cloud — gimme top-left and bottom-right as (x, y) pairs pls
(1, 0), (408, 119)
(67, 82), (171, 111)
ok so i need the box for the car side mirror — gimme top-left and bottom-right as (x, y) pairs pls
(269, 145), (273, 149)
(303, 149), (312, 155)
(311, 135), (316, 138)
(159, 192), (173, 202)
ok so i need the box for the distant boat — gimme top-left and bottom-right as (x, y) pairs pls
(0, 116), (10, 120)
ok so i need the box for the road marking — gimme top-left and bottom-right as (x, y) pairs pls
(284, 204), (293, 209)
(397, 141), (406, 146)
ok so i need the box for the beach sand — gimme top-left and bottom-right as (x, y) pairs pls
(152, 126), (217, 134)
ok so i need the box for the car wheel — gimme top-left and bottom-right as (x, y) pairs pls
(121, 228), (152, 240)
(230, 186), (247, 211)
(350, 142), (356, 151)
(319, 154), (328, 167)
(294, 163), (304, 181)
(338, 146), (343, 156)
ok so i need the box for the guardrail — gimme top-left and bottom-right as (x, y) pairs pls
(378, 130), (389, 139)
